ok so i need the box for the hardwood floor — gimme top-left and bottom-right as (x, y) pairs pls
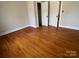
(0, 26), (79, 58)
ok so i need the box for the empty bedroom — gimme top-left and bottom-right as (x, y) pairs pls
(0, 1), (79, 58)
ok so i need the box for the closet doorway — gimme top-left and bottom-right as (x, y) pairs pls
(37, 2), (48, 27)
(37, 3), (42, 26)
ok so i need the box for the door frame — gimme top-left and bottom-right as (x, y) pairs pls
(48, 1), (50, 26)
(57, 1), (62, 30)
(34, 1), (39, 27)
(34, 1), (50, 27)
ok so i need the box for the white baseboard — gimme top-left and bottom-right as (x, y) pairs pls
(1, 25), (78, 36)
(50, 24), (79, 30)
(28, 25), (37, 28)
(0, 25), (37, 36)
(60, 25), (79, 30)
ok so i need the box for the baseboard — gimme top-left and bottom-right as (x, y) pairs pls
(28, 25), (37, 28)
(60, 25), (79, 30)
(0, 25), (37, 36)
(50, 25), (79, 30)
(1, 25), (78, 36)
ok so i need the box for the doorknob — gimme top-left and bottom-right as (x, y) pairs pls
(62, 10), (64, 13)
(46, 16), (48, 17)
(56, 15), (58, 18)
(56, 15), (60, 18)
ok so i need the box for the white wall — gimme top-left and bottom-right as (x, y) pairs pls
(49, 1), (79, 30)
(28, 1), (79, 30)
(27, 1), (36, 27)
(60, 1), (79, 30)
(1, 1), (79, 36)
(0, 1), (29, 36)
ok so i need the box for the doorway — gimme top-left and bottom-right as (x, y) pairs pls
(37, 3), (42, 26)
(35, 1), (61, 30)
(37, 2), (48, 27)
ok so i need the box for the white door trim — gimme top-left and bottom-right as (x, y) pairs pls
(34, 1), (39, 27)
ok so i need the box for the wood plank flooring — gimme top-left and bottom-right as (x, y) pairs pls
(0, 26), (79, 58)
